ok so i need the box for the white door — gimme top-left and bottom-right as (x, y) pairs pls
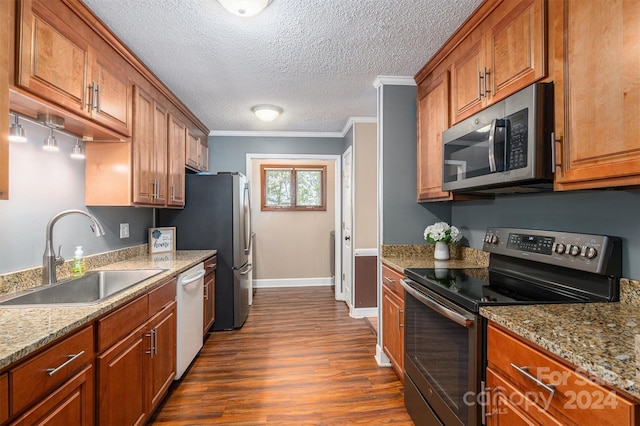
(340, 146), (353, 306)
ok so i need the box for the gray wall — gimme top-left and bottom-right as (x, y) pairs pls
(1, 117), (152, 274)
(209, 135), (345, 174)
(452, 189), (640, 278)
(381, 84), (450, 244)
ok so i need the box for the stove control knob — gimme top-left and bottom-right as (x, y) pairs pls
(569, 245), (580, 256)
(585, 246), (598, 259)
(555, 243), (566, 254)
(490, 235), (498, 244)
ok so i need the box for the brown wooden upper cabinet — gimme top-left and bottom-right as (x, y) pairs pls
(168, 113), (187, 208)
(417, 71), (451, 202)
(16, 0), (132, 137)
(551, 0), (640, 191)
(133, 86), (168, 206)
(415, 0), (546, 202)
(186, 130), (209, 172)
(450, 0), (546, 124)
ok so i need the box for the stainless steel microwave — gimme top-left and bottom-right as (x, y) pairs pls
(442, 82), (554, 193)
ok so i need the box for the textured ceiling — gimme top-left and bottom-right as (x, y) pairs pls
(81, 0), (482, 134)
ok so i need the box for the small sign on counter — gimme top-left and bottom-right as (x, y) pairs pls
(149, 227), (176, 253)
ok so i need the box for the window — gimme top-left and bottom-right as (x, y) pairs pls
(261, 164), (327, 211)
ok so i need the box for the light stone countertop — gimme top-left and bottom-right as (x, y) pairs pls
(0, 250), (215, 370)
(481, 302), (640, 402)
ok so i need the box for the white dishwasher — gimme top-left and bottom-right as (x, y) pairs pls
(175, 262), (205, 380)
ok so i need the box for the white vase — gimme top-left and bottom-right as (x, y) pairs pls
(434, 241), (450, 261)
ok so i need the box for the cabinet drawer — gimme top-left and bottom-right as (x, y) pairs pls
(10, 325), (93, 415)
(148, 278), (176, 315)
(204, 255), (217, 276)
(381, 264), (404, 299)
(97, 294), (148, 352)
(487, 324), (636, 425)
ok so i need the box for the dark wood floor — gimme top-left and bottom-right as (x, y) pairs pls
(149, 286), (414, 425)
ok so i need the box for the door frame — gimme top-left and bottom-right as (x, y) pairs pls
(246, 153), (342, 299)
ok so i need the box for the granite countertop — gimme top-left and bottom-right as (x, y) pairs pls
(0, 250), (215, 370)
(481, 301), (640, 402)
(381, 244), (490, 273)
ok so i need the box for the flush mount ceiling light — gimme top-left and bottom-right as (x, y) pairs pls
(42, 128), (59, 152)
(252, 104), (282, 122)
(217, 0), (272, 17)
(8, 114), (27, 143)
(70, 139), (85, 160)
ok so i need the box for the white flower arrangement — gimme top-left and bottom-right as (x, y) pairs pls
(424, 222), (462, 244)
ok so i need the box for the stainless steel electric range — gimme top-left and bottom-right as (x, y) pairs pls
(400, 227), (622, 426)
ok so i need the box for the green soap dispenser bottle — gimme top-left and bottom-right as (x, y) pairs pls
(72, 246), (86, 277)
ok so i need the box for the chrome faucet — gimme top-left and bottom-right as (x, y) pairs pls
(42, 209), (106, 285)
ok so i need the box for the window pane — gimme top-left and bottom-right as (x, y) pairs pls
(296, 170), (322, 206)
(265, 170), (291, 207)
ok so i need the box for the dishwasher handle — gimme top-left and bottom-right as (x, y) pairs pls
(180, 269), (205, 286)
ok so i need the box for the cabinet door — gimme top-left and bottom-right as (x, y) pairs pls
(10, 365), (94, 426)
(485, 0), (545, 103)
(0, 374), (7, 424)
(167, 114), (186, 207)
(133, 86), (155, 205)
(199, 139), (209, 172)
(153, 102), (168, 206)
(417, 71), (451, 202)
(382, 286), (404, 381)
(203, 271), (215, 335)
(186, 132), (200, 169)
(17, 0), (89, 114)
(90, 50), (132, 136)
(97, 324), (147, 426)
(147, 302), (176, 413)
(553, 0), (640, 190)
(451, 37), (485, 124)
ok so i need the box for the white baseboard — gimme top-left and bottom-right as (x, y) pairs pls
(375, 344), (392, 367)
(254, 277), (335, 288)
(350, 307), (378, 318)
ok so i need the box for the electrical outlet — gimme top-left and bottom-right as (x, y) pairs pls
(120, 223), (130, 239)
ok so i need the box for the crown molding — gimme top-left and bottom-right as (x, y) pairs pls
(209, 130), (343, 138)
(210, 116), (377, 139)
(372, 75), (417, 88)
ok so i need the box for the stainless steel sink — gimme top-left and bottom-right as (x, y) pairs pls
(0, 269), (166, 306)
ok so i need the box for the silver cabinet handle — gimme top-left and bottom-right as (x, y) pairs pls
(511, 363), (556, 396)
(46, 350), (85, 376)
(87, 82), (95, 110)
(96, 83), (101, 112)
(384, 276), (394, 283)
(483, 67), (489, 97)
(154, 327), (158, 355)
(204, 283), (209, 300)
(551, 131), (556, 174)
(146, 330), (155, 358)
(478, 71), (484, 100)
(206, 263), (217, 269)
(397, 307), (403, 329)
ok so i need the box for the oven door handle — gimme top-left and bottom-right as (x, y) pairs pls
(400, 279), (474, 328)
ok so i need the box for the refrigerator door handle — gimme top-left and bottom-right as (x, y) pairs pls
(239, 263), (253, 276)
(244, 184), (253, 255)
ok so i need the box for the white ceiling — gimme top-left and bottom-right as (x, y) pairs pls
(81, 0), (482, 135)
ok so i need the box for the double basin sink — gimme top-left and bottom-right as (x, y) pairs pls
(0, 269), (165, 306)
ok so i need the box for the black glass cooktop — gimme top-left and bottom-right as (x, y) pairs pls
(404, 267), (588, 313)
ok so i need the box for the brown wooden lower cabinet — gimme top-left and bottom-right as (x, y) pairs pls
(10, 365), (94, 426)
(203, 255), (217, 336)
(486, 323), (638, 425)
(381, 264), (405, 381)
(0, 276), (179, 426)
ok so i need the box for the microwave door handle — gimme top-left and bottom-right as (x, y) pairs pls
(488, 119), (497, 172)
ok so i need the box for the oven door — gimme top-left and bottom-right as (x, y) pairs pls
(401, 278), (483, 426)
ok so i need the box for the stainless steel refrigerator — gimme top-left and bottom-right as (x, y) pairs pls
(158, 172), (252, 330)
